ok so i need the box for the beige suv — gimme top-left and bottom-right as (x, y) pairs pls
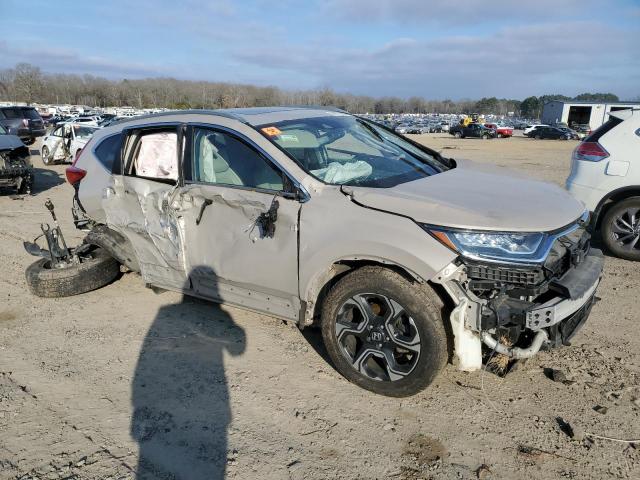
(25, 107), (603, 396)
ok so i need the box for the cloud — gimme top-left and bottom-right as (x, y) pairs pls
(1, 1), (637, 100)
(321, 0), (601, 25)
(0, 42), (169, 78)
(230, 21), (640, 98)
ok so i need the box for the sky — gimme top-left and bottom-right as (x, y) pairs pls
(1, 0), (639, 100)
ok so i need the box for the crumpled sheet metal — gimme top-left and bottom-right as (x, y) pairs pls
(103, 177), (187, 288)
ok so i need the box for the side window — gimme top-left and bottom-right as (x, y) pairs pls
(191, 127), (283, 191)
(51, 126), (63, 137)
(94, 133), (122, 172)
(126, 128), (179, 183)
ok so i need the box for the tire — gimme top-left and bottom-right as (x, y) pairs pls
(41, 145), (51, 165)
(320, 266), (448, 397)
(497, 133), (503, 138)
(454, 131), (462, 138)
(26, 247), (120, 297)
(535, 134), (541, 139)
(601, 197), (640, 261)
(482, 134), (489, 140)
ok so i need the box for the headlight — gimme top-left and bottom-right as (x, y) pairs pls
(426, 228), (547, 264)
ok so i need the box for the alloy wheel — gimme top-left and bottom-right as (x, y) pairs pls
(611, 207), (640, 252)
(41, 146), (50, 165)
(334, 293), (421, 382)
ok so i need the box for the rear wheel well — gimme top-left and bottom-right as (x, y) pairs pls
(594, 188), (640, 231)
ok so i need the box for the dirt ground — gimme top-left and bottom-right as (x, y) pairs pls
(1, 133), (638, 480)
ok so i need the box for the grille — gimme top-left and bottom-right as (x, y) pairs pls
(467, 265), (543, 286)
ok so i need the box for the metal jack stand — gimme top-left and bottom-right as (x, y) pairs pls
(24, 199), (91, 267)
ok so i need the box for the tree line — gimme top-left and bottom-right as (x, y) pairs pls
(0, 63), (627, 117)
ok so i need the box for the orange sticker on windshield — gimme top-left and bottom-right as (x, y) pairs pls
(261, 126), (281, 136)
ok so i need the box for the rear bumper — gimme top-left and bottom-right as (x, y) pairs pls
(16, 127), (45, 139)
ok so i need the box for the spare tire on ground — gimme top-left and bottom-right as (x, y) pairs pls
(26, 247), (119, 297)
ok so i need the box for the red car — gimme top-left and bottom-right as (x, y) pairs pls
(484, 123), (513, 138)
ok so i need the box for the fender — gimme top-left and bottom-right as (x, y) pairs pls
(592, 185), (640, 227)
(84, 225), (140, 272)
(299, 243), (454, 326)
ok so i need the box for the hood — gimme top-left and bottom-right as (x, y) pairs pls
(349, 159), (585, 232)
(0, 134), (26, 151)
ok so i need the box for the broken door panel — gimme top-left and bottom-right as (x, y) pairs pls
(102, 175), (187, 289)
(179, 184), (300, 320)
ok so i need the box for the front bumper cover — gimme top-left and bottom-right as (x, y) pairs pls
(526, 249), (603, 330)
(433, 247), (603, 370)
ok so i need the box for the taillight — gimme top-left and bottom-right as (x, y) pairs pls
(65, 147), (87, 184)
(573, 142), (609, 162)
(65, 166), (86, 184)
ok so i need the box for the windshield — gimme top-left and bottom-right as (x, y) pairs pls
(0, 125), (7, 134)
(257, 115), (448, 187)
(74, 125), (98, 139)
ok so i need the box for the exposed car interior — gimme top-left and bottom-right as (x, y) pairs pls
(192, 128), (283, 191)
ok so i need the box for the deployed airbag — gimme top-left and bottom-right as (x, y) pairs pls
(311, 161), (372, 184)
(135, 132), (178, 180)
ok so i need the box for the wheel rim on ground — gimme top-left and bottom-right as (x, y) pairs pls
(611, 207), (640, 252)
(334, 293), (421, 382)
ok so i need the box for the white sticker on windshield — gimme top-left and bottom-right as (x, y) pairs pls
(279, 134), (299, 143)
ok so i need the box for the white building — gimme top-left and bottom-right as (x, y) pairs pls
(542, 100), (640, 129)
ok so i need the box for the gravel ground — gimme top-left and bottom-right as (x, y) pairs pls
(1, 133), (638, 479)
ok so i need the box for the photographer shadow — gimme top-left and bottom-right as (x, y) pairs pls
(131, 272), (245, 479)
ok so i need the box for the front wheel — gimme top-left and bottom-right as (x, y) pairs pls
(320, 267), (448, 397)
(601, 198), (640, 261)
(482, 133), (489, 140)
(454, 131), (462, 138)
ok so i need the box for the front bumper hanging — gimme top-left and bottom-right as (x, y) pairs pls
(434, 246), (604, 370)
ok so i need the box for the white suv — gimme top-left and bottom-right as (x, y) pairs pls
(566, 108), (640, 260)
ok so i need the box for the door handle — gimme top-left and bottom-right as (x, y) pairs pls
(196, 199), (213, 225)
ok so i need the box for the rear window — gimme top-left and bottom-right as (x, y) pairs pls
(1, 108), (22, 119)
(94, 133), (122, 172)
(22, 108), (41, 119)
(0, 108), (40, 120)
(584, 117), (623, 143)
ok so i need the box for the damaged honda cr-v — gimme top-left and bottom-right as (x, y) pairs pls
(24, 107), (603, 397)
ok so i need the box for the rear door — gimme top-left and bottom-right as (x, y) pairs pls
(47, 126), (70, 161)
(101, 123), (187, 290)
(178, 124), (301, 319)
